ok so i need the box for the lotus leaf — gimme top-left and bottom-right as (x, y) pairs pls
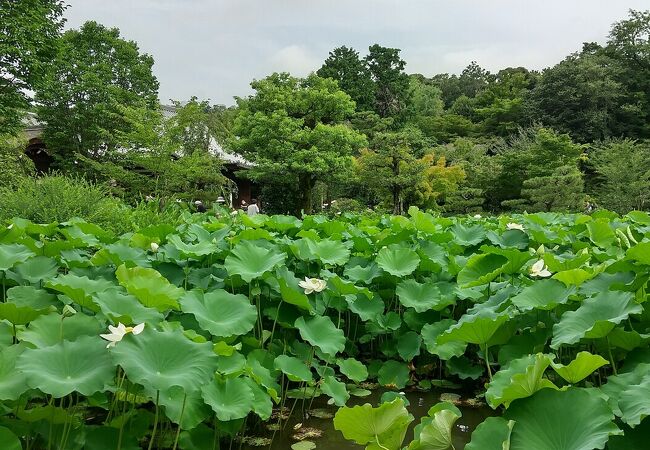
(201, 376), (255, 421)
(0, 426), (21, 450)
(421, 320), (467, 360)
(224, 240), (285, 282)
(18, 313), (102, 347)
(465, 417), (514, 450)
(337, 358), (368, 383)
(321, 375), (349, 406)
(396, 279), (455, 313)
(111, 328), (217, 393)
(486, 353), (559, 409)
(505, 388), (621, 450)
(457, 253), (508, 288)
(11, 255), (58, 285)
(397, 331), (422, 361)
(437, 309), (510, 346)
(46, 273), (115, 311)
(408, 402), (461, 450)
(0, 243), (34, 271)
(378, 360), (410, 389)
(93, 289), (163, 325)
(550, 351), (609, 384)
(274, 355), (313, 382)
(0, 344), (29, 400)
(376, 245), (420, 277)
(295, 315), (345, 356)
(511, 278), (575, 311)
(616, 376), (650, 427)
(180, 289), (257, 338)
(243, 377), (273, 420)
(333, 398), (413, 450)
(116, 264), (183, 311)
(16, 335), (114, 398)
(551, 291), (641, 349)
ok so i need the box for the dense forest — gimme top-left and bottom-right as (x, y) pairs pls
(1, 3), (649, 216)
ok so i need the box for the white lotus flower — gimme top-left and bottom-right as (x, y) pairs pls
(506, 222), (525, 231)
(100, 322), (145, 348)
(298, 277), (327, 294)
(529, 260), (552, 278)
(150, 242), (159, 252)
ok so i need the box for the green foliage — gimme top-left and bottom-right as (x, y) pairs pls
(317, 46), (376, 111)
(0, 0), (65, 134)
(232, 73), (366, 214)
(0, 134), (35, 189)
(366, 45), (411, 121)
(0, 174), (130, 234)
(36, 20), (159, 167)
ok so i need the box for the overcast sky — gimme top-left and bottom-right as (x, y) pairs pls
(63, 0), (648, 105)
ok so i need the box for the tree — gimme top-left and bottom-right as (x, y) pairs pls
(317, 46), (375, 111)
(365, 45), (411, 121)
(407, 75), (444, 118)
(525, 50), (622, 142)
(0, 134), (35, 189)
(0, 0), (65, 135)
(355, 131), (426, 214)
(408, 153), (466, 210)
(165, 97), (213, 155)
(36, 21), (159, 168)
(588, 139), (650, 212)
(232, 73), (366, 214)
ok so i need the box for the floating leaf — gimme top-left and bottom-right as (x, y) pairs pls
(180, 289), (257, 338)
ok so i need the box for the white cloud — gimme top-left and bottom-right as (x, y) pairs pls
(268, 45), (322, 76)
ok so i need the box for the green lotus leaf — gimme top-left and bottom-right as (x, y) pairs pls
(16, 335), (115, 398)
(376, 245), (420, 277)
(485, 353), (559, 409)
(456, 253), (508, 287)
(0, 243), (35, 271)
(446, 356), (484, 380)
(242, 377), (273, 420)
(586, 220), (616, 248)
(111, 328), (217, 393)
(551, 291), (641, 349)
(505, 388), (622, 450)
(378, 360), (410, 389)
(396, 279), (455, 313)
(116, 264), (183, 311)
(180, 289), (257, 338)
(18, 313), (103, 348)
(6, 285), (58, 310)
(152, 385), (211, 429)
(93, 289), (163, 325)
(465, 417), (514, 450)
(511, 279), (575, 311)
(550, 351), (609, 384)
(0, 300), (53, 325)
(450, 223), (486, 246)
(346, 293), (385, 321)
(46, 273), (115, 311)
(626, 242), (650, 265)
(617, 377), (650, 427)
(0, 344), (29, 400)
(397, 331), (422, 361)
(606, 327), (650, 351)
(408, 402), (461, 450)
(421, 320), (467, 360)
(295, 315), (345, 356)
(337, 358), (368, 383)
(201, 376), (255, 421)
(90, 242), (150, 267)
(11, 255), (58, 285)
(274, 355), (313, 382)
(216, 352), (246, 375)
(224, 240), (286, 282)
(277, 277), (313, 311)
(291, 442), (316, 450)
(0, 426), (21, 450)
(345, 263), (382, 284)
(309, 238), (351, 266)
(178, 424), (217, 450)
(167, 234), (219, 258)
(437, 309), (510, 346)
(601, 362), (650, 417)
(84, 426), (140, 450)
(333, 398), (413, 450)
(321, 375), (349, 406)
(608, 420), (650, 450)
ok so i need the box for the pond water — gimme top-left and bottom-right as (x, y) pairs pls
(239, 387), (494, 449)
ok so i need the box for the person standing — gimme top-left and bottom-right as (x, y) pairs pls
(247, 198), (260, 216)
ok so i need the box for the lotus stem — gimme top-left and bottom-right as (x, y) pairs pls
(171, 393), (187, 450)
(606, 336), (617, 375)
(484, 344), (493, 380)
(374, 434), (390, 450)
(269, 299), (282, 347)
(147, 390), (160, 450)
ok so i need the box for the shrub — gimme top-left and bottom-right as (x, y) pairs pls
(0, 174), (131, 234)
(0, 134), (35, 189)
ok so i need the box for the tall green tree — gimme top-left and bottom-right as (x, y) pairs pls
(317, 46), (375, 111)
(589, 139), (650, 212)
(0, 0), (66, 134)
(232, 73), (366, 214)
(36, 21), (159, 168)
(365, 45), (411, 121)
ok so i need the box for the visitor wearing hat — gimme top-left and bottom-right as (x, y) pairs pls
(194, 200), (207, 213)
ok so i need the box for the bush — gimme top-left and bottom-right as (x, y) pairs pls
(0, 134), (35, 189)
(0, 174), (131, 234)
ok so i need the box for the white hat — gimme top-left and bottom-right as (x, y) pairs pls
(216, 196), (226, 203)
(194, 200), (202, 205)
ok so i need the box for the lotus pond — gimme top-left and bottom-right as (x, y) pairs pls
(1, 208), (650, 449)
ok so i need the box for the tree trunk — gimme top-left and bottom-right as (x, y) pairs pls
(298, 174), (313, 215)
(392, 155), (401, 215)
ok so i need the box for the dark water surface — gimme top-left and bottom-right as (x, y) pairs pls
(239, 388), (494, 449)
